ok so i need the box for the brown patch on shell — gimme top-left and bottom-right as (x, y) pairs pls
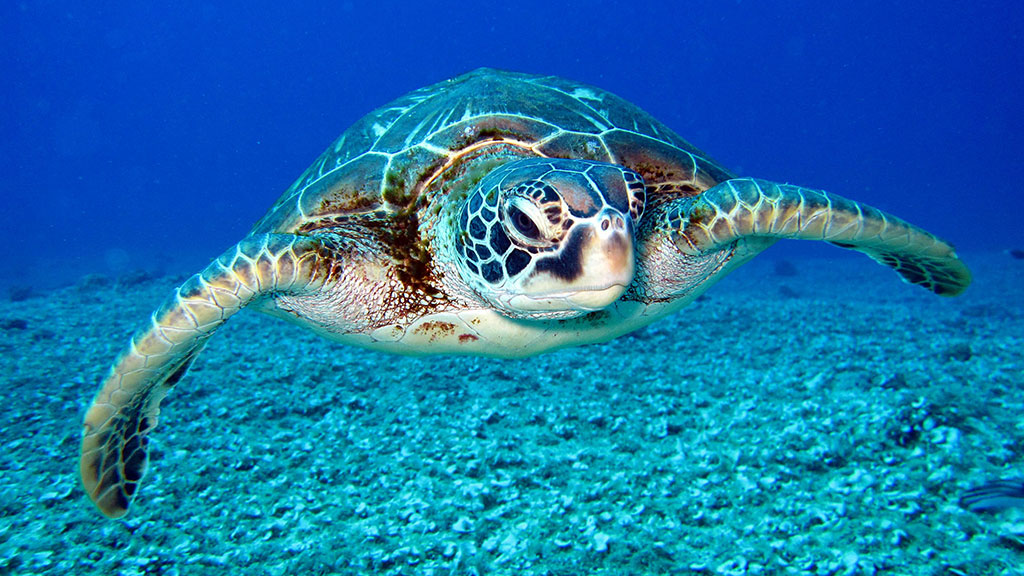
(603, 129), (731, 195)
(300, 153), (388, 218)
(383, 146), (449, 209)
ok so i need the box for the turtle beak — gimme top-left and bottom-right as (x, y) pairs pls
(567, 210), (634, 310)
(517, 209), (635, 312)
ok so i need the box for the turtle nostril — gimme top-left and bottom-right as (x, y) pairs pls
(599, 213), (627, 233)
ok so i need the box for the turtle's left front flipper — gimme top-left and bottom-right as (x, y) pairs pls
(80, 234), (340, 518)
(667, 178), (971, 296)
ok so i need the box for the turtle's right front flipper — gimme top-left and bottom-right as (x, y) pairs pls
(670, 178), (972, 296)
(80, 234), (339, 518)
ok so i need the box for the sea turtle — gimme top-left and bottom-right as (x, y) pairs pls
(80, 68), (971, 517)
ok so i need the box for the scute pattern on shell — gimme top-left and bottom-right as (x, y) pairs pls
(249, 68), (733, 236)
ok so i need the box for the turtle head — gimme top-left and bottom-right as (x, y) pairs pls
(455, 158), (645, 319)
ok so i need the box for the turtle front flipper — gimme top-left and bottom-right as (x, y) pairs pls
(80, 233), (339, 517)
(667, 178), (971, 296)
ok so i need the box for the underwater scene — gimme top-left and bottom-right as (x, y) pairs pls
(3, 1), (1023, 575)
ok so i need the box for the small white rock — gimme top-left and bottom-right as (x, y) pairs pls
(498, 533), (518, 555)
(841, 549), (859, 568)
(716, 556), (748, 576)
(482, 534), (500, 553)
(593, 532), (610, 553)
(452, 516), (474, 533)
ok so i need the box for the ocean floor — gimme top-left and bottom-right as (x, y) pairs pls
(1, 249), (1022, 576)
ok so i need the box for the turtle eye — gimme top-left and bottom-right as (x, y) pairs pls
(502, 191), (558, 247)
(509, 206), (541, 240)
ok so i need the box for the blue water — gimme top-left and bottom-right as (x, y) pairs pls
(3, 3), (1024, 574)
(2, 1), (1021, 289)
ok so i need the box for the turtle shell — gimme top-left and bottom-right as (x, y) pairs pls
(250, 68), (734, 235)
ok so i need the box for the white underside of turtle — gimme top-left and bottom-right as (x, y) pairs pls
(78, 68), (971, 518)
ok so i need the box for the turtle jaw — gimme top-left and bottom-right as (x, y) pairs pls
(567, 283), (631, 311)
(508, 282), (631, 313)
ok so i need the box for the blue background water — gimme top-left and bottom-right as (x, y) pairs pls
(3, 1), (1021, 289)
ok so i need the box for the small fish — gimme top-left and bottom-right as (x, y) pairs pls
(960, 479), (1024, 512)
(1008, 249), (1024, 260)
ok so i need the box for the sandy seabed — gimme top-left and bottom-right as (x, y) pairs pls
(1, 251), (1022, 576)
